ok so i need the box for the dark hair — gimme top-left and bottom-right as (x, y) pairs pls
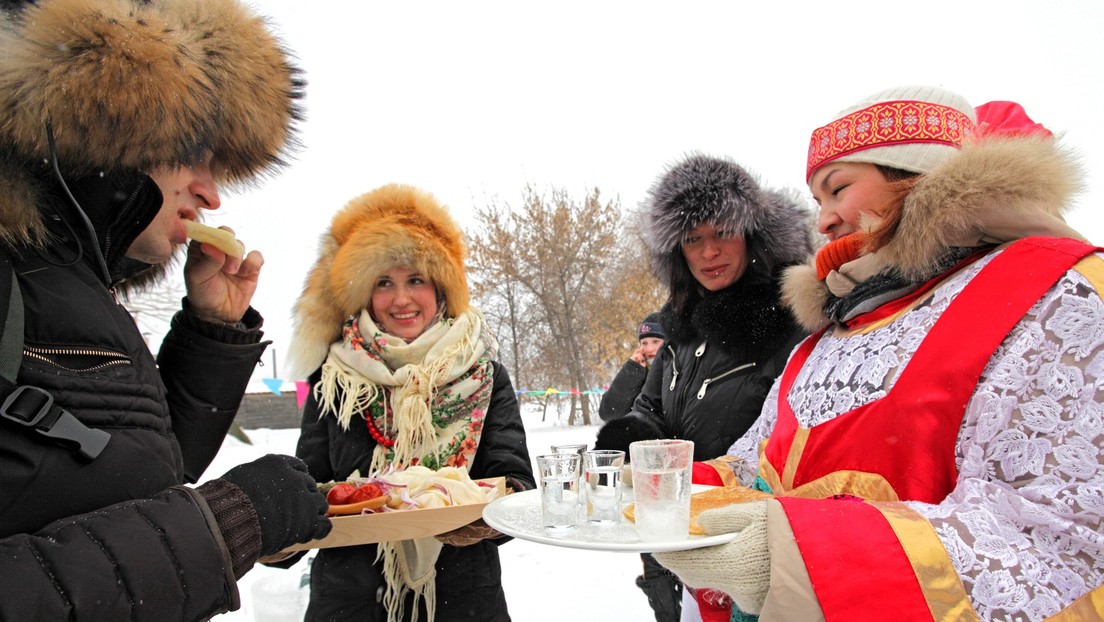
(875, 165), (921, 182)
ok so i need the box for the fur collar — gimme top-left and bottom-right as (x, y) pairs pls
(661, 269), (799, 362)
(783, 136), (1085, 330)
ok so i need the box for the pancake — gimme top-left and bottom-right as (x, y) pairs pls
(623, 485), (772, 535)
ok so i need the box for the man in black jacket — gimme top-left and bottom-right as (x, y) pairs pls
(599, 312), (665, 422)
(0, 1), (331, 619)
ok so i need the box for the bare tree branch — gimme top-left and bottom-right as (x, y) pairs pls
(467, 186), (664, 425)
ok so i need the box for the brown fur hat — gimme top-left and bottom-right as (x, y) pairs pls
(287, 185), (470, 378)
(0, 0), (303, 185)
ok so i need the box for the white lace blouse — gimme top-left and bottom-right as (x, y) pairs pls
(729, 249), (1104, 620)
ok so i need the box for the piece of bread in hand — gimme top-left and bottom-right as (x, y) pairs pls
(687, 485), (772, 535)
(184, 220), (245, 257)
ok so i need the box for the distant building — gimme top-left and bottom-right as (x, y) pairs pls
(236, 391), (300, 429)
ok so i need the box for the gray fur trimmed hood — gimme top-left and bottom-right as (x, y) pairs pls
(782, 135), (1086, 330)
(642, 153), (814, 292)
(0, 0), (304, 243)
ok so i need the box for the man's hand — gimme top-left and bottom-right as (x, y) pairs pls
(183, 226), (263, 324)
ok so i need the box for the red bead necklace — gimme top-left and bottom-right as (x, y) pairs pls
(366, 415), (395, 448)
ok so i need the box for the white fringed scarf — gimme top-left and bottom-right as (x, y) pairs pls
(315, 307), (496, 622)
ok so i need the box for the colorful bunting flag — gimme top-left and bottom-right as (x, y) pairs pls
(261, 377), (283, 395)
(296, 380), (311, 409)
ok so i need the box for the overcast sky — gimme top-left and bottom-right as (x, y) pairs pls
(195, 1), (1104, 384)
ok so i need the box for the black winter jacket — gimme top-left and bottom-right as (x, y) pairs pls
(296, 361), (534, 622)
(0, 176), (269, 620)
(598, 359), (648, 422)
(596, 279), (807, 462)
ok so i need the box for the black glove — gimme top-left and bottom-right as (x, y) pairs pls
(219, 454), (332, 557)
(594, 414), (665, 454)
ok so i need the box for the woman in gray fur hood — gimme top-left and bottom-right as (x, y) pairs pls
(595, 153), (814, 621)
(597, 153), (814, 462)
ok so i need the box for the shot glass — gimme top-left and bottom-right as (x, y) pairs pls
(583, 449), (625, 524)
(628, 439), (694, 541)
(535, 453), (581, 531)
(551, 443), (587, 457)
(552, 443), (588, 517)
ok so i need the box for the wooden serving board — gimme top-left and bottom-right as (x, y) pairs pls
(282, 477), (506, 552)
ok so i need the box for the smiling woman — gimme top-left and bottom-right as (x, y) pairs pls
(370, 268), (441, 341)
(283, 183), (535, 622)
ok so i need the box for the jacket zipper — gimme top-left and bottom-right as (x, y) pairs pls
(696, 362), (756, 399)
(23, 346), (132, 373)
(668, 344), (680, 391)
(102, 178), (146, 278)
(670, 341), (707, 418)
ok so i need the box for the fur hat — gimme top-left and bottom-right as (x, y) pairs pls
(643, 153), (813, 294)
(806, 85), (976, 181)
(288, 185), (470, 378)
(784, 104), (1082, 331)
(0, 0), (303, 185)
(638, 312), (665, 341)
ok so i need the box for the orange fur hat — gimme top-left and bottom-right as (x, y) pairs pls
(287, 185), (470, 378)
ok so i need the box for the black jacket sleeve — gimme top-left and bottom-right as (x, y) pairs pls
(157, 305), (270, 483)
(295, 367), (336, 484)
(0, 486), (239, 621)
(594, 353), (667, 454)
(598, 359), (648, 422)
(468, 362), (535, 493)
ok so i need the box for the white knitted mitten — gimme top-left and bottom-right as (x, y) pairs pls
(653, 501), (770, 615)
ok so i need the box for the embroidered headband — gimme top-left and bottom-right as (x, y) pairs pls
(806, 99), (976, 181)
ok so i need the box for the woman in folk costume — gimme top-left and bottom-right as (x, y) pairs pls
(286, 184), (534, 622)
(655, 85), (1104, 621)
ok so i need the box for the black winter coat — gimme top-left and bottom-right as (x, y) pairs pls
(598, 359), (648, 422)
(296, 361), (534, 622)
(0, 179), (269, 620)
(596, 279), (807, 462)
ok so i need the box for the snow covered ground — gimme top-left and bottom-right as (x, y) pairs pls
(202, 407), (657, 621)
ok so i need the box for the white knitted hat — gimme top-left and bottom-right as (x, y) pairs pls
(806, 85), (977, 181)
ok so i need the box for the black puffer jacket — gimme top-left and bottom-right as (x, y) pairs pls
(0, 0), (304, 613)
(0, 187), (270, 620)
(296, 361), (534, 622)
(596, 278), (806, 461)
